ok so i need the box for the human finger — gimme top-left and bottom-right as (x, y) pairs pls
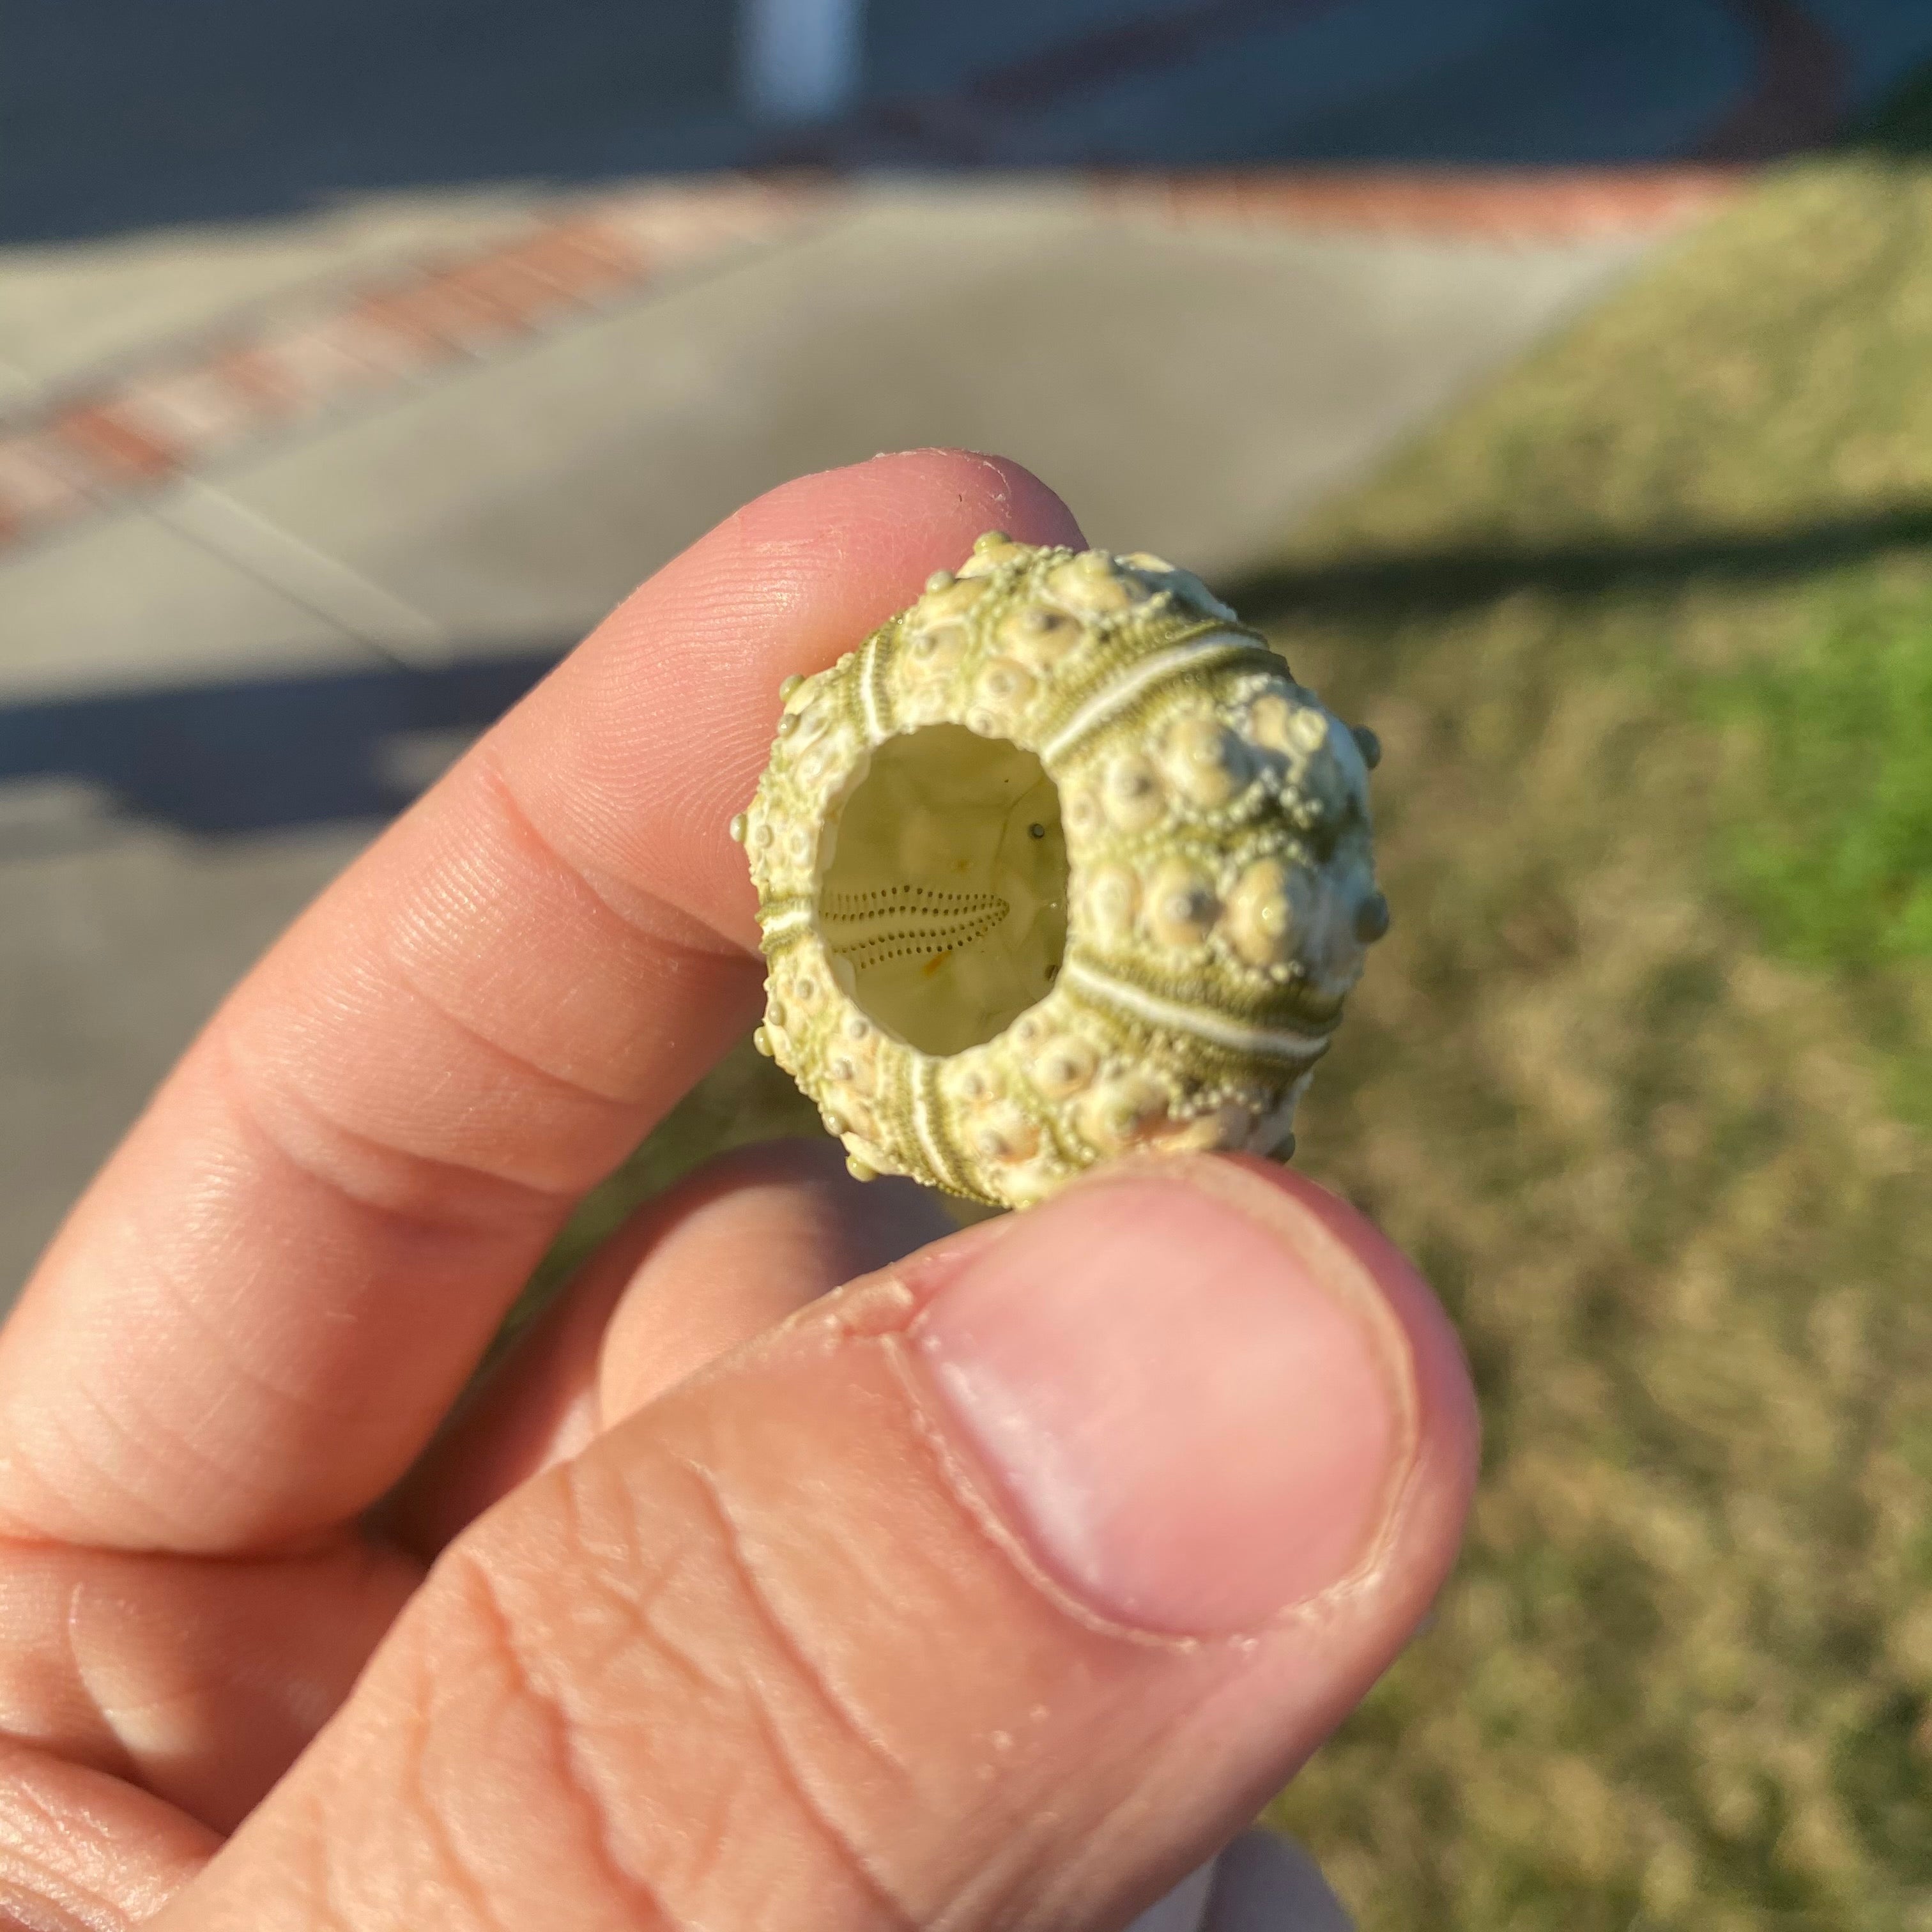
(0, 1534), (420, 1834)
(0, 451), (1080, 1556)
(151, 1159), (1476, 1932)
(0, 1738), (220, 1932)
(387, 1138), (952, 1556)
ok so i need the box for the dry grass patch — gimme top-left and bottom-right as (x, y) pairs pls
(1248, 158), (1932, 1931)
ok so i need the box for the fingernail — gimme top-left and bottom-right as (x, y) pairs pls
(911, 1177), (1411, 1634)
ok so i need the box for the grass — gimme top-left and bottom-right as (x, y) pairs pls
(1709, 590), (1932, 972)
(1700, 587), (1932, 1131)
(1238, 156), (1932, 1928)
(516, 153), (1932, 1930)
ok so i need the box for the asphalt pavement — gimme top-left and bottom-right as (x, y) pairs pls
(13, 0), (1932, 241)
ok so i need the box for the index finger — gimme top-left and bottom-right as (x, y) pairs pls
(0, 450), (1083, 1554)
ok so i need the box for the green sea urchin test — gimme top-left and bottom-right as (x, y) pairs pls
(732, 533), (1389, 1209)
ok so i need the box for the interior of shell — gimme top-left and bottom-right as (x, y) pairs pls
(818, 724), (1067, 1057)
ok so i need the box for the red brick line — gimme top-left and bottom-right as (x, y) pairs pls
(0, 181), (824, 551)
(1092, 167), (1751, 241)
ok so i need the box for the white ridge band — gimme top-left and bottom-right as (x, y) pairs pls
(859, 632), (885, 741)
(1041, 632), (1266, 767)
(910, 1057), (962, 1193)
(760, 905), (815, 944)
(1062, 957), (1328, 1062)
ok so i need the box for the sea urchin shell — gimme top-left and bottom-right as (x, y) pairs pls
(733, 533), (1388, 1209)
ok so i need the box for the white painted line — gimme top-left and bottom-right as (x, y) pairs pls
(151, 478), (452, 669)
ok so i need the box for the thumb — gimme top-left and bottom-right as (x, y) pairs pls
(159, 1156), (1476, 1931)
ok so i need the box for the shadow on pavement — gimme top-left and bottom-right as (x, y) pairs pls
(0, 649), (564, 840)
(13, 496), (1932, 845)
(4, 0), (738, 244)
(1226, 498), (1932, 622)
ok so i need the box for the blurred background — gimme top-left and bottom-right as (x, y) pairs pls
(5, 2), (1932, 1925)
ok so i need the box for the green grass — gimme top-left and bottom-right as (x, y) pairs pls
(1701, 583), (1932, 1130)
(1708, 590), (1932, 971)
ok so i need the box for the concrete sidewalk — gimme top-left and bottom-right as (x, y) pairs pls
(0, 174), (1689, 1292)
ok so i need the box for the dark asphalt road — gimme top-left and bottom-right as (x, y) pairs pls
(12, 0), (1932, 243)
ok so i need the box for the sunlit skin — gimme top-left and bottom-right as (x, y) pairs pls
(0, 451), (1476, 1931)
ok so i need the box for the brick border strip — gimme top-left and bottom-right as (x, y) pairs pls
(1090, 167), (1747, 241)
(0, 167), (1747, 558)
(0, 180), (832, 553)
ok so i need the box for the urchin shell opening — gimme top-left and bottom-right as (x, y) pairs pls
(816, 724), (1067, 1058)
(744, 537), (1390, 1211)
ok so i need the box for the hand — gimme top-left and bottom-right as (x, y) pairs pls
(0, 450), (1476, 1931)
